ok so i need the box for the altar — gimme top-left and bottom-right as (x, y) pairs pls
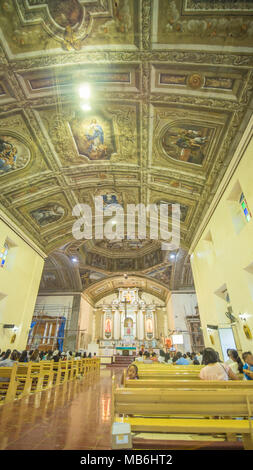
(116, 346), (136, 356)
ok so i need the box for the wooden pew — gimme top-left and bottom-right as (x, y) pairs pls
(0, 364), (20, 404)
(112, 378), (253, 449)
(123, 376), (253, 391)
(137, 371), (202, 380)
(133, 362), (204, 370)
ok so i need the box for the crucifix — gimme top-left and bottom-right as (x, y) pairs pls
(121, 297), (129, 320)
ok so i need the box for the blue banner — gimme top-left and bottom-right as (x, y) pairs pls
(57, 317), (66, 352)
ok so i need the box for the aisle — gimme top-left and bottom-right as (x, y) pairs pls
(0, 367), (124, 450)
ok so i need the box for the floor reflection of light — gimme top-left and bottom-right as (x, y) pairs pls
(101, 396), (111, 422)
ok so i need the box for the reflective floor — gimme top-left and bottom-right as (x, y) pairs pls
(0, 367), (123, 450)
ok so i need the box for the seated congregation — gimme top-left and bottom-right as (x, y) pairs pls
(0, 347), (99, 404)
(113, 347), (253, 450)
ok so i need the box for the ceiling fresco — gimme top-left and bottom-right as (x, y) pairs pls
(0, 0), (252, 294)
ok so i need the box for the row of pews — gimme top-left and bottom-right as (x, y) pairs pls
(0, 358), (100, 405)
(112, 362), (253, 449)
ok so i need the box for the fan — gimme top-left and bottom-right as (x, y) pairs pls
(225, 306), (237, 323)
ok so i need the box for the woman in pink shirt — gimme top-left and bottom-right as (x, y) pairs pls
(199, 348), (238, 381)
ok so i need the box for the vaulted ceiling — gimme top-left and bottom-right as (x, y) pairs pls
(0, 0), (253, 293)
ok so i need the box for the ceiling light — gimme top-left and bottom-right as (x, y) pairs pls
(81, 103), (91, 111)
(170, 254), (175, 260)
(72, 257), (78, 263)
(79, 84), (91, 100)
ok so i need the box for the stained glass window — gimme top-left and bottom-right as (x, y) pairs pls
(240, 193), (251, 223)
(0, 242), (9, 268)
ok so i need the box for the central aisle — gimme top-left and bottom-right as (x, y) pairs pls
(0, 367), (124, 450)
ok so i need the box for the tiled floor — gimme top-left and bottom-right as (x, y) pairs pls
(0, 367), (243, 450)
(0, 367), (123, 450)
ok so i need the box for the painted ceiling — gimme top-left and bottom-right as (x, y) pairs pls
(0, 0), (253, 294)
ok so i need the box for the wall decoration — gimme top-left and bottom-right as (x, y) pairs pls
(162, 124), (210, 165)
(30, 204), (65, 226)
(187, 73), (204, 89)
(70, 115), (114, 161)
(209, 334), (215, 345)
(0, 135), (30, 175)
(105, 316), (112, 339)
(243, 324), (252, 340)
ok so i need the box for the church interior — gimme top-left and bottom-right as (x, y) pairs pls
(0, 0), (253, 452)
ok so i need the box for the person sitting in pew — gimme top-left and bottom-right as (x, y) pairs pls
(143, 352), (153, 364)
(158, 350), (165, 363)
(52, 350), (61, 362)
(126, 364), (139, 380)
(200, 348), (238, 381)
(242, 351), (253, 380)
(151, 352), (158, 362)
(19, 350), (28, 363)
(30, 349), (40, 362)
(165, 352), (173, 364)
(174, 351), (190, 365)
(226, 349), (243, 376)
(0, 351), (19, 383)
(135, 351), (144, 362)
(0, 349), (11, 362)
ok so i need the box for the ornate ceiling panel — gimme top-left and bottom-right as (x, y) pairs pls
(0, 0), (252, 293)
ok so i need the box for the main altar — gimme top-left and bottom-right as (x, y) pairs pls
(97, 288), (160, 356)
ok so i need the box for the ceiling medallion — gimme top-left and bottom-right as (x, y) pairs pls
(187, 74), (204, 90)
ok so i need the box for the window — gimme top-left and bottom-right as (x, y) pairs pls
(0, 242), (9, 268)
(239, 192), (251, 223)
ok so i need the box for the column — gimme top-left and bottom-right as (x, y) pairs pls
(138, 310), (144, 340)
(92, 312), (96, 342)
(143, 310), (146, 341)
(135, 310), (138, 340)
(63, 294), (81, 351)
(102, 311), (105, 339)
(111, 311), (115, 340)
(119, 311), (123, 340)
(154, 311), (158, 339)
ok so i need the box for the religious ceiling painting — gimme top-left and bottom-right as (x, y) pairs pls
(47, 0), (83, 29)
(157, 0), (253, 47)
(161, 124), (211, 166)
(94, 189), (123, 212)
(39, 271), (59, 290)
(145, 265), (173, 286)
(156, 199), (189, 223)
(0, 0), (137, 54)
(96, 239), (150, 251)
(30, 204), (65, 227)
(69, 113), (115, 161)
(115, 258), (135, 271)
(0, 135), (30, 175)
(143, 250), (163, 270)
(80, 269), (106, 289)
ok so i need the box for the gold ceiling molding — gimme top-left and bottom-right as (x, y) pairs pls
(0, 0), (252, 293)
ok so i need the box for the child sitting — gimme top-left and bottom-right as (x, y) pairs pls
(126, 364), (139, 380)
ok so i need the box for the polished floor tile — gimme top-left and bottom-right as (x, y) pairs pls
(0, 367), (124, 450)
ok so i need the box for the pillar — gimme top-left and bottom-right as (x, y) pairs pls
(63, 294), (81, 351)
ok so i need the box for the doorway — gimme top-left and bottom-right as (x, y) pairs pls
(218, 327), (237, 361)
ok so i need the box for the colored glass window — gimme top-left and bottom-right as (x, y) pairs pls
(240, 193), (251, 223)
(0, 242), (9, 268)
